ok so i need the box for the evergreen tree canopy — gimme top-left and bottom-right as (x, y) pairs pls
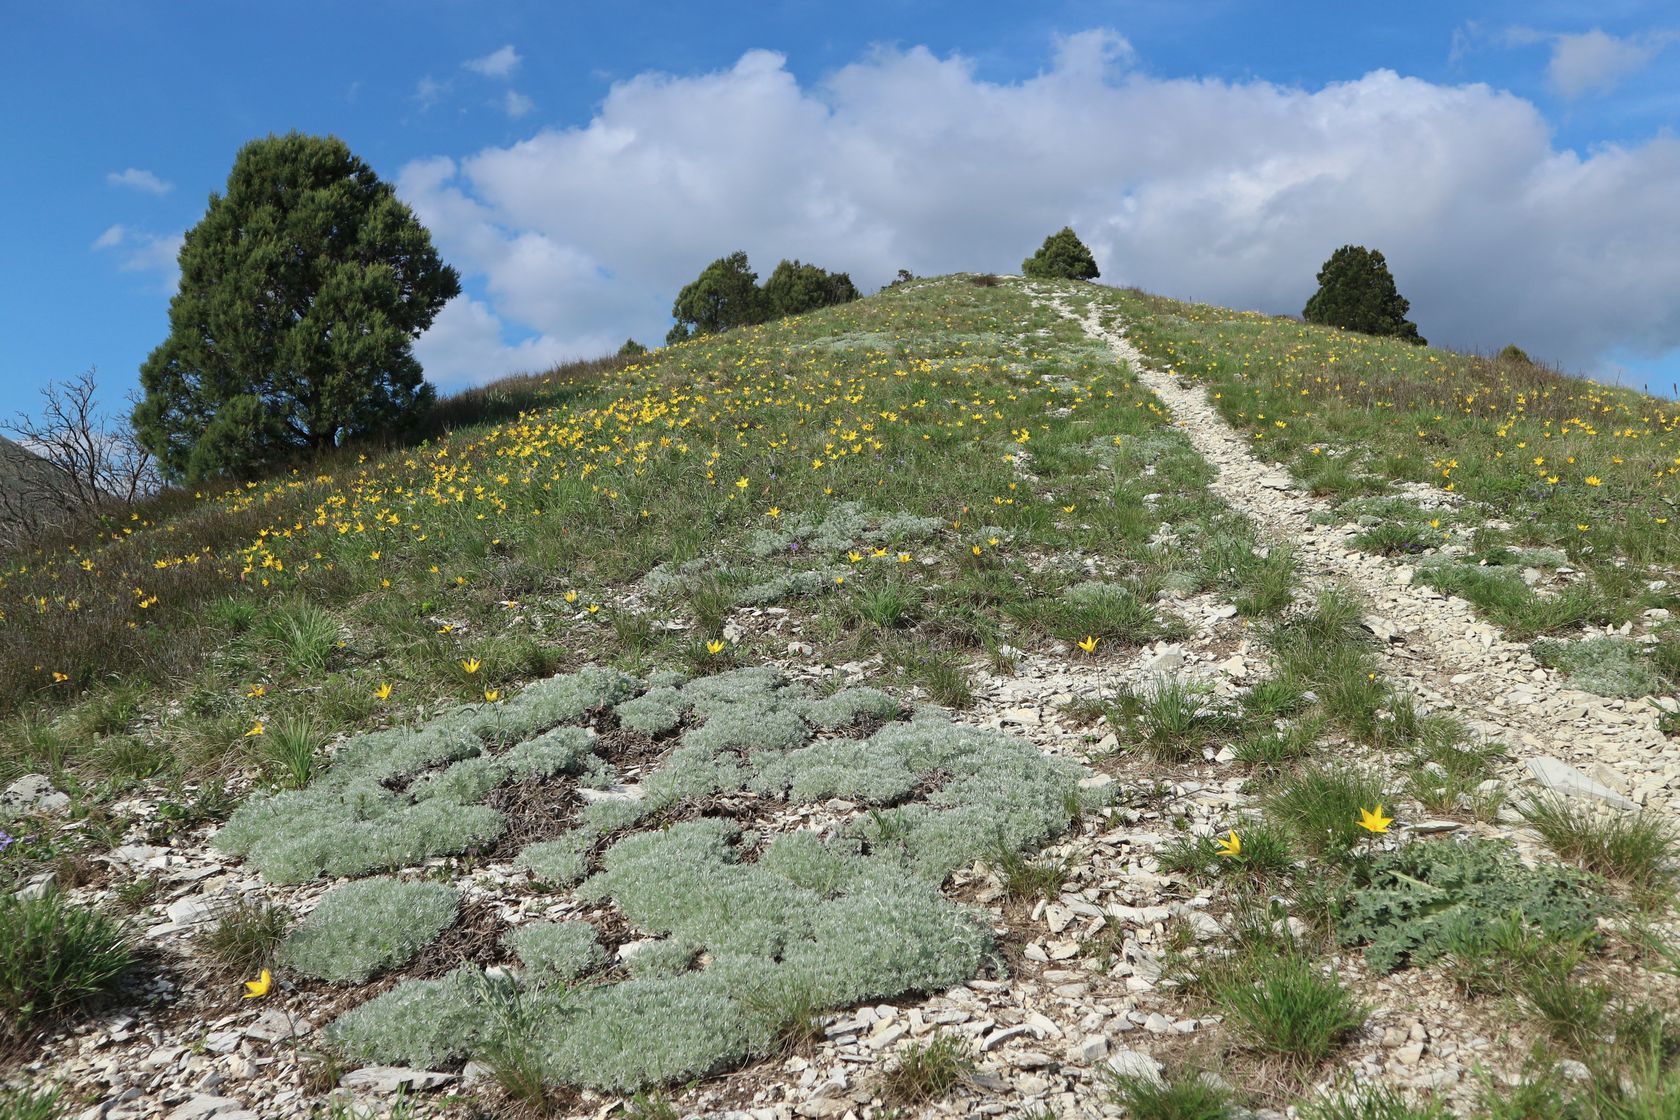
(666, 252), (858, 344)
(134, 132), (460, 482)
(1302, 245), (1425, 345)
(762, 259), (859, 318)
(1021, 227), (1099, 280)
(667, 251), (767, 344)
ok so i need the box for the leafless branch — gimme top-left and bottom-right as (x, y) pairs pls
(0, 368), (158, 548)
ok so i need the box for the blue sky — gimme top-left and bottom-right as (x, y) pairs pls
(5, 1), (1680, 425)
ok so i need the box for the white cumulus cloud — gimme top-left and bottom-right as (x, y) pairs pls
(465, 45), (521, 79)
(503, 89), (534, 118)
(106, 167), (173, 195)
(92, 224), (183, 286)
(1506, 27), (1679, 98)
(398, 35), (1680, 391)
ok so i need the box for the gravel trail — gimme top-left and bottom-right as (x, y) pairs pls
(1040, 286), (1676, 814)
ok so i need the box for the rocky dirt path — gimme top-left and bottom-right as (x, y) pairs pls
(1039, 286), (1677, 818)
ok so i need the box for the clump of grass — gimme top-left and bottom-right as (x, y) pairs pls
(0, 890), (134, 1034)
(738, 976), (827, 1056)
(1520, 796), (1677, 902)
(1205, 952), (1366, 1066)
(1107, 676), (1236, 762)
(1518, 948), (1612, 1050)
(1352, 520), (1438, 557)
(201, 897), (292, 974)
(1240, 676), (1311, 721)
(988, 840), (1074, 903)
(475, 991), (553, 1113)
(895, 645), (973, 708)
(622, 1094), (680, 1120)
(1402, 727), (1505, 818)
(1233, 716), (1323, 770)
(1415, 563), (1616, 639)
(1301, 1084), (1450, 1120)
(1232, 549), (1298, 617)
(1159, 821), (1295, 882)
(686, 577), (735, 634)
(1201, 533), (1297, 617)
(1264, 764), (1387, 860)
(1109, 1068), (1236, 1120)
(0, 1089), (61, 1120)
(880, 1034), (975, 1105)
(854, 579), (918, 629)
(259, 598), (341, 674)
(260, 713), (327, 790)
(1015, 579), (1163, 646)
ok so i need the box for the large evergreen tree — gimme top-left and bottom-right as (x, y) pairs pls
(666, 251), (767, 344)
(133, 132), (460, 482)
(1302, 245), (1425, 344)
(1021, 227), (1099, 280)
(762, 259), (859, 318)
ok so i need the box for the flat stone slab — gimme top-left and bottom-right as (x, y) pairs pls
(339, 1067), (457, 1093)
(1525, 756), (1636, 809)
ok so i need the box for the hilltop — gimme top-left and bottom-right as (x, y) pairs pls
(1, 275), (1678, 1120)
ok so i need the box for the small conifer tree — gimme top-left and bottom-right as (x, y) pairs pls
(133, 132), (460, 482)
(1302, 246), (1425, 344)
(1021, 227), (1099, 280)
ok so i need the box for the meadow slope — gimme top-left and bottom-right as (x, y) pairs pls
(2, 276), (1678, 1120)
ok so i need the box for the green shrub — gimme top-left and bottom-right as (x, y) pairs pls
(1335, 838), (1600, 974)
(1531, 637), (1661, 698)
(625, 939), (699, 979)
(514, 831), (594, 888)
(0, 890), (133, 1030)
(280, 877), (458, 982)
(505, 921), (605, 983)
(327, 965), (508, 1067)
(615, 686), (685, 734)
(214, 667), (642, 884)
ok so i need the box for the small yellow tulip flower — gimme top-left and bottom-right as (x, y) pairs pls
(1357, 805), (1393, 834)
(243, 969), (272, 999)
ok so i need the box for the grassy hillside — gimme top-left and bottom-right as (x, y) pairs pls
(2, 275), (1678, 1117)
(0, 276), (1280, 778)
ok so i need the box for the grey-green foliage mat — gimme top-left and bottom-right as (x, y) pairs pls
(280, 877), (459, 982)
(215, 663), (1099, 1092)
